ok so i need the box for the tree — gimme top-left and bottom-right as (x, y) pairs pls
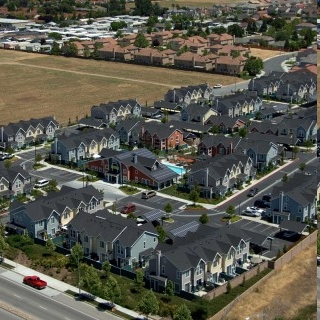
(226, 280), (232, 293)
(135, 269), (145, 292)
(299, 162), (306, 171)
(259, 19), (268, 33)
(210, 124), (220, 134)
(35, 153), (42, 164)
(62, 42), (78, 57)
(282, 173), (288, 182)
(199, 213), (209, 224)
(134, 32), (149, 48)
(156, 225), (166, 242)
(133, 0), (153, 16)
(284, 39), (290, 50)
(45, 237), (56, 255)
(102, 275), (121, 303)
(51, 41), (61, 55)
(304, 29), (314, 47)
(81, 264), (101, 296)
(0, 234), (8, 260)
(83, 45), (91, 58)
(227, 24), (244, 37)
(173, 304), (193, 320)
(137, 290), (159, 319)
(246, 19), (257, 34)
(165, 280), (174, 296)
(231, 50), (240, 58)
(244, 57), (264, 76)
(238, 127), (248, 138)
(46, 179), (58, 192)
(4, 159), (12, 169)
(163, 203), (173, 214)
(69, 242), (84, 294)
(226, 205), (235, 217)
(255, 111), (263, 120)
(102, 261), (111, 279)
(292, 146), (299, 159)
(189, 189), (199, 205)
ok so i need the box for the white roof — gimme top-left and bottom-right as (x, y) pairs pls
(0, 18), (30, 23)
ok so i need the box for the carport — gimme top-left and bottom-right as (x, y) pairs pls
(279, 220), (308, 234)
(242, 229), (274, 256)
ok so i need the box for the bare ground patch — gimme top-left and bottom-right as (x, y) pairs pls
(225, 242), (316, 320)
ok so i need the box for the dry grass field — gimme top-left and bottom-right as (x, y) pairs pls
(225, 242), (316, 320)
(0, 50), (241, 125)
(317, 51), (320, 126)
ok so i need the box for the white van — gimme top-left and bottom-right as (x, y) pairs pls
(34, 179), (49, 188)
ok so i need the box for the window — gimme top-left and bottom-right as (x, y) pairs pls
(298, 206), (302, 213)
(185, 270), (190, 277)
(39, 220), (43, 226)
(176, 271), (180, 279)
(51, 228), (55, 235)
(100, 241), (104, 248)
(51, 216), (55, 223)
(84, 236), (88, 242)
(213, 259), (218, 267)
(143, 241), (146, 249)
(0, 185), (4, 191)
(161, 265), (165, 274)
(153, 237), (156, 243)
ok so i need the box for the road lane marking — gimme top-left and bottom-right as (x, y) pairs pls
(13, 294), (22, 299)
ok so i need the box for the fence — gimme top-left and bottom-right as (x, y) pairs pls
(208, 232), (317, 320)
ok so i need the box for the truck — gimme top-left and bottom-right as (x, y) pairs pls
(23, 275), (47, 289)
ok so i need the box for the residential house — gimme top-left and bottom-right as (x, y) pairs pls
(205, 115), (246, 134)
(50, 128), (120, 165)
(164, 83), (213, 106)
(133, 48), (171, 66)
(197, 135), (241, 158)
(90, 99), (142, 125)
(66, 209), (158, 268)
(0, 116), (59, 149)
(188, 154), (254, 198)
(235, 138), (279, 170)
(8, 185), (103, 239)
(269, 171), (317, 224)
(140, 122), (185, 151)
(208, 33), (234, 46)
(174, 52), (213, 70)
(98, 44), (132, 61)
(115, 119), (142, 145)
(0, 164), (32, 199)
(180, 103), (218, 124)
(87, 147), (178, 189)
(215, 56), (245, 75)
(151, 31), (173, 46)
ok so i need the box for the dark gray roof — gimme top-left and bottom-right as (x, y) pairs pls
(279, 220), (308, 233)
(0, 164), (30, 182)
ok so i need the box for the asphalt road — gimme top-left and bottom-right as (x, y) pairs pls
(318, 267), (320, 319)
(0, 269), (122, 320)
(263, 51), (297, 74)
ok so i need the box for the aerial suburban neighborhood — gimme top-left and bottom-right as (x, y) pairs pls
(0, 0), (318, 319)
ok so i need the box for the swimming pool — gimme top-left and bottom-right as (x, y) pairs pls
(163, 163), (186, 175)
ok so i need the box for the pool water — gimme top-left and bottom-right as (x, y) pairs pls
(164, 163), (186, 175)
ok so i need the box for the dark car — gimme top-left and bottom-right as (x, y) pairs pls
(120, 203), (136, 214)
(247, 188), (259, 197)
(262, 194), (271, 202)
(254, 199), (270, 209)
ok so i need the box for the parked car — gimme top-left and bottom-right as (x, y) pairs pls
(282, 230), (297, 238)
(243, 207), (261, 217)
(23, 275), (47, 289)
(142, 191), (157, 199)
(213, 84), (222, 88)
(120, 203), (136, 214)
(34, 179), (49, 188)
(0, 153), (14, 160)
(317, 256), (320, 266)
(262, 194), (271, 202)
(254, 199), (270, 208)
(247, 188), (259, 197)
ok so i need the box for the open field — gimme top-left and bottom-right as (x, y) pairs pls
(317, 51), (320, 126)
(249, 48), (285, 60)
(225, 242), (316, 320)
(0, 50), (241, 125)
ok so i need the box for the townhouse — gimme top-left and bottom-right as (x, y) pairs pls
(187, 153), (254, 198)
(180, 103), (218, 124)
(90, 99), (142, 126)
(205, 115), (246, 134)
(8, 185), (103, 239)
(87, 147), (178, 189)
(0, 165), (32, 199)
(0, 116), (59, 150)
(66, 209), (158, 268)
(50, 127), (120, 165)
(269, 170), (317, 224)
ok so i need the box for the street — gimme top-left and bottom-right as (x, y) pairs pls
(0, 269), (122, 320)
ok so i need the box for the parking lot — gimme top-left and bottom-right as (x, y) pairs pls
(32, 167), (82, 185)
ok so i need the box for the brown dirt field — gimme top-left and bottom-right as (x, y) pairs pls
(0, 50), (242, 125)
(249, 48), (286, 60)
(226, 242), (317, 320)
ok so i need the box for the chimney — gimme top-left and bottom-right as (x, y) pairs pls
(156, 250), (161, 276)
(132, 153), (138, 163)
(205, 167), (209, 187)
(113, 47), (115, 59)
(55, 136), (58, 155)
(279, 191), (284, 212)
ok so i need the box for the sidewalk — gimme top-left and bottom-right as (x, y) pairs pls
(1, 258), (151, 320)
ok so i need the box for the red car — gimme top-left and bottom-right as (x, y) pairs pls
(23, 275), (47, 289)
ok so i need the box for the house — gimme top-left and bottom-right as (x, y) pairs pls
(8, 185), (103, 239)
(147, 224), (250, 293)
(140, 122), (185, 151)
(174, 52), (213, 71)
(133, 48), (171, 66)
(151, 31), (173, 46)
(115, 119), (142, 145)
(98, 44), (132, 61)
(164, 84), (213, 106)
(0, 164), (32, 199)
(180, 103), (218, 124)
(188, 154), (254, 198)
(205, 115), (246, 134)
(90, 99), (142, 125)
(87, 147), (178, 189)
(208, 33), (234, 46)
(197, 135), (241, 158)
(215, 56), (245, 75)
(140, 107), (162, 119)
(0, 116), (59, 150)
(269, 171), (317, 224)
(66, 209), (158, 268)
(50, 128), (120, 165)
(235, 138), (279, 170)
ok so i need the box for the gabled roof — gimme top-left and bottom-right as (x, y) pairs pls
(0, 164), (30, 182)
